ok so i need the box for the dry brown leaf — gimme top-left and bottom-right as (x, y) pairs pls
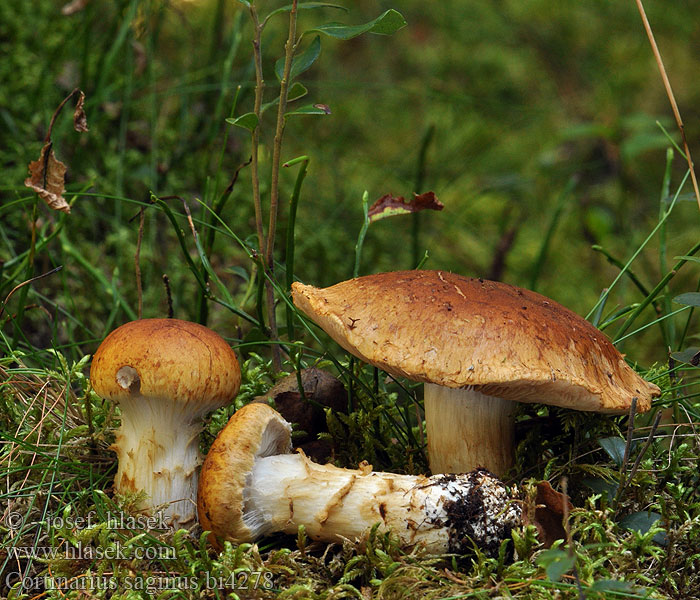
(24, 143), (71, 214)
(73, 90), (88, 132)
(61, 0), (90, 15)
(522, 480), (574, 548)
(367, 191), (443, 223)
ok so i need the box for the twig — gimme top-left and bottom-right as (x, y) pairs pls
(264, 0), (300, 372)
(560, 478), (585, 600)
(248, 5), (266, 256)
(487, 224), (519, 282)
(265, 0), (299, 269)
(612, 397), (638, 510)
(411, 124), (435, 268)
(222, 156), (253, 199)
(621, 397), (638, 471)
(162, 274), (173, 318)
(635, 0), (700, 211)
(134, 207), (145, 319)
(0, 266), (63, 321)
(45, 88), (82, 142)
(627, 410), (663, 483)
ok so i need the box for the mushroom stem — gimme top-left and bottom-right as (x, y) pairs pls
(242, 453), (519, 555)
(424, 384), (515, 476)
(113, 395), (203, 527)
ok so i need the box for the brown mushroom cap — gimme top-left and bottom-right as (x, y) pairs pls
(90, 318), (241, 414)
(292, 270), (659, 413)
(197, 402), (292, 547)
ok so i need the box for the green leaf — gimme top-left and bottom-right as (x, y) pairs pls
(673, 292), (700, 307)
(227, 266), (250, 283)
(285, 103), (331, 118)
(582, 476), (618, 498)
(673, 255), (700, 264)
(662, 192), (698, 204)
(226, 112), (258, 132)
(261, 82), (308, 113)
(237, 0), (250, 6)
(265, 2), (347, 21)
(598, 436), (627, 466)
(308, 9), (406, 40)
(275, 36), (321, 81)
(620, 511), (668, 545)
(670, 346), (700, 365)
(536, 548), (575, 582)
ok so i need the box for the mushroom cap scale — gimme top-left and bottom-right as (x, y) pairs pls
(292, 270), (659, 413)
(90, 318), (241, 415)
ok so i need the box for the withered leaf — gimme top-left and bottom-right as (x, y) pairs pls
(24, 143), (71, 214)
(61, 0), (90, 15)
(313, 103), (332, 115)
(73, 90), (88, 132)
(367, 191), (443, 223)
(522, 480), (574, 548)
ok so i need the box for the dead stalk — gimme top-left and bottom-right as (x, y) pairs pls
(635, 0), (700, 211)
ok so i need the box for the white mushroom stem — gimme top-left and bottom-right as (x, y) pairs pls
(242, 453), (520, 555)
(112, 392), (208, 528)
(424, 384), (516, 476)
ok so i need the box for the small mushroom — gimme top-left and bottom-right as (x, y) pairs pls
(292, 270), (661, 476)
(197, 402), (521, 556)
(90, 318), (241, 527)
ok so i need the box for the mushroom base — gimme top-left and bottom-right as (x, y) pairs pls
(424, 384), (515, 476)
(111, 395), (203, 528)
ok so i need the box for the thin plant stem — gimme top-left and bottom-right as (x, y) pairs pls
(614, 238), (700, 342)
(265, 0), (299, 268)
(265, 0), (299, 371)
(354, 191), (370, 278)
(162, 274), (173, 318)
(0, 267), (63, 323)
(12, 200), (39, 345)
(284, 156), (309, 341)
(591, 245), (657, 307)
(612, 398), (638, 512)
(249, 6), (266, 255)
(411, 124), (435, 268)
(530, 177), (575, 292)
(586, 171), (687, 324)
(265, 282), (280, 370)
(134, 207), (145, 320)
(658, 148), (675, 348)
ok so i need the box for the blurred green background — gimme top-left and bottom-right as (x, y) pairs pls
(2, 0), (699, 364)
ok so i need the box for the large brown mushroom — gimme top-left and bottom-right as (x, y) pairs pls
(90, 318), (241, 527)
(292, 270), (660, 476)
(197, 402), (521, 556)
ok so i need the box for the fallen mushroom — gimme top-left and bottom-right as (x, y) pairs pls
(90, 318), (241, 527)
(197, 402), (521, 556)
(292, 270), (661, 476)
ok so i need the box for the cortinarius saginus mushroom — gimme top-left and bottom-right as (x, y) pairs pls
(90, 318), (241, 527)
(292, 270), (660, 476)
(197, 402), (521, 555)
